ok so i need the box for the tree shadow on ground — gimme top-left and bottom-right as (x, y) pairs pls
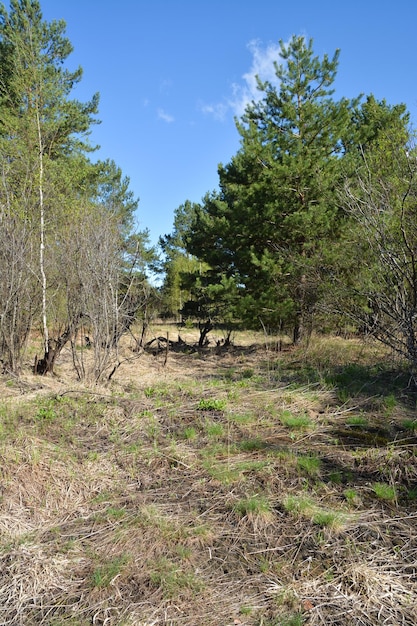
(275, 358), (415, 404)
(325, 362), (413, 398)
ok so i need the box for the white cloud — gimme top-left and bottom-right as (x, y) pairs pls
(201, 39), (282, 121)
(157, 108), (175, 123)
(199, 101), (229, 121)
(229, 39), (282, 117)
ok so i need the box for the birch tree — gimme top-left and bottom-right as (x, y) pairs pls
(0, 0), (98, 372)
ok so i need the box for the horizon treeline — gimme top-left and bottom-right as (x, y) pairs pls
(0, 0), (155, 381)
(2, 1), (417, 382)
(160, 36), (417, 380)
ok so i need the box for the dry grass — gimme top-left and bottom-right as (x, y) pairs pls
(0, 327), (416, 625)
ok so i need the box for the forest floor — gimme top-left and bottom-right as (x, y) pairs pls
(0, 326), (416, 625)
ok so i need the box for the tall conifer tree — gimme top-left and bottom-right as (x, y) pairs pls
(187, 36), (357, 340)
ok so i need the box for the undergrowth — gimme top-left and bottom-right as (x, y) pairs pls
(0, 332), (416, 625)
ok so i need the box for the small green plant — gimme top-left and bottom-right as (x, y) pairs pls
(324, 567), (335, 582)
(329, 470), (342, 484)
(197, 398), (226, 411)
(144, 386), (168, 399)
(280, 614), (304, 626)
(241, 367), (254, 379)
(239, 437), (267, 452)
(406, 487), (417, 501)
(228, 412), (256, 424)
(175, 544), (192, 559)
(383, 393), (397, 417)
(201, 442), (231, 459)
(296, 454), (321, 477)
(34, 401), (57, 421)
(372, 482), (396, 501)
(283, 494), (345, 528)
(280, 410), (311, 429)
(203, 457), (270, 484)
(283, 494), (314, 516)
(237, 459), (270, 473)
(203, 460), (240, 484)
(144, 415), (161, 440)
(346, 414), (368, 427)
(149, 557), (203, 597)
(144, 387), (156, 398)
(257, 557), (270, 573)
(92, 506), (126, 523)
(91, 555), (128, 589)
(239, 605), (253, 616)
(234, 494), (272, 520)
(92, 491), (112, 504)
(312, 510), (340, 527)
(182, 426), (197, 440)
(222, 367), (235, 381)
(337, 387), (351, 404)
(204, 420), (225, 438)
(402, 418), (417, 431)
(343, 488), (360, 506)
(105, 507), (126, 520)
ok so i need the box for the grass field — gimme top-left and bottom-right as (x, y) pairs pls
(0, 326), (416, 625)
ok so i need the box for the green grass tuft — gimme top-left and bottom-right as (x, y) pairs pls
(296, 454), (321, 477)
(372, 482), (396, 501)
(280, 410), (311, 429)
(234, 494), (272, 518)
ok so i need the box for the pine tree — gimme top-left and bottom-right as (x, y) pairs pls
(187, 36), (357, 340)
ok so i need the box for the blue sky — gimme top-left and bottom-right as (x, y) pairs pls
(6, 0), (417, 247)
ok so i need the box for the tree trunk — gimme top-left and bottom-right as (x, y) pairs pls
(293, 269), (314, 346)
(34, 316), (80, 375)
(293, 315), (302, 345)
(198, 319), (213, 347)
(34, 340), (58, 375)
